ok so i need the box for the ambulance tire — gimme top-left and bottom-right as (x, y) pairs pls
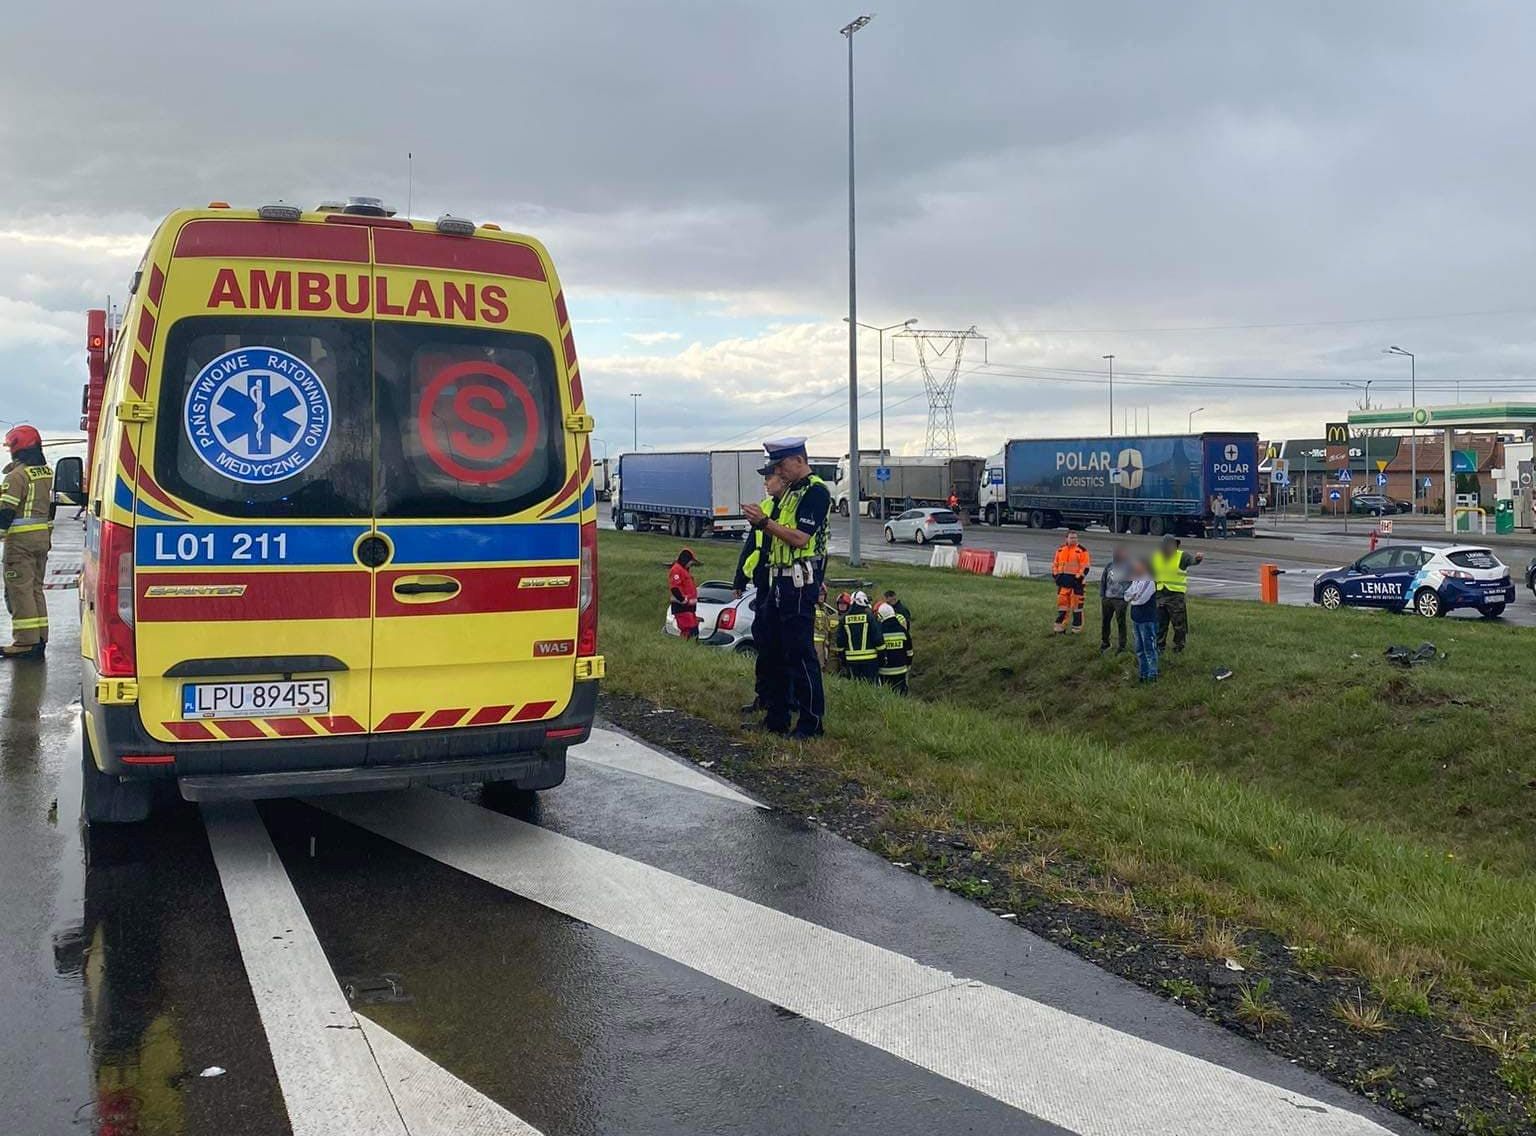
(80, 722), (154, 826)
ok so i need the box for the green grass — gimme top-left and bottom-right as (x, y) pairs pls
(597, 530), (1536, 1001)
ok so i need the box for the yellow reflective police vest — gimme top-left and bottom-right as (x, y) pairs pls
(1150, 548), (1188, 593)
(768, 475), (828, 567)
(742, 495), (773, 579)
(841, 610), (878, 661)
(0, 463), (53, 535)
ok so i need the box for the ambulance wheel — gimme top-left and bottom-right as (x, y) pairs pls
(80, 724), (154, 826)
(1414, 588), (1444, 618)
(1319, 583), (1343, 610)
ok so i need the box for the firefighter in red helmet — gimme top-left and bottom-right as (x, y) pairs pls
(0, 425), (54, 658)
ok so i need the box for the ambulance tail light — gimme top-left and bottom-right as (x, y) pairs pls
(95, 521), (137, 678)
(577, 520), (598, 658)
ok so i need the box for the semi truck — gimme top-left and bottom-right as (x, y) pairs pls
(592, 457), (614, 501)
(615, 450), (765, 537)
(976, 433), (1260, 536)
(833, 454), (985, 518)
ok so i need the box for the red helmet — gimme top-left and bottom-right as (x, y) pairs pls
(835, 591), (853, 608)
(4, 424), (40, 452)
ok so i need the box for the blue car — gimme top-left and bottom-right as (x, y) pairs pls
(1313, 544), (1515, 618)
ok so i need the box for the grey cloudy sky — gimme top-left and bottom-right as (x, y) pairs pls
(3, 0), (1535, 455)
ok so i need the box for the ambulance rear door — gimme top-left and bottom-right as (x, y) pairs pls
(367, 234), (580, 744)
(132, 221), (376, 746)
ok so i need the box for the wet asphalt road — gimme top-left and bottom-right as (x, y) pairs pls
(5, 523), (1424, 1135)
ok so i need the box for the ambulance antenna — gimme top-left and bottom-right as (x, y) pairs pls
(407, 152), (413, 219)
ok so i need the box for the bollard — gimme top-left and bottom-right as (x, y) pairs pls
(1259, 562), (1282, 604)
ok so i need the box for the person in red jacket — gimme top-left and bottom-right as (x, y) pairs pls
(669, 548), (702, 640)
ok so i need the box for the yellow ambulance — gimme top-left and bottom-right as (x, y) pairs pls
(78, 197), (602, 823)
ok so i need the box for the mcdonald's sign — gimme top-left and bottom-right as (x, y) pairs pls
(1324, 421), (1350, 470)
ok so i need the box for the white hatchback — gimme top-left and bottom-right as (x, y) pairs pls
(884, 508), (963, 546)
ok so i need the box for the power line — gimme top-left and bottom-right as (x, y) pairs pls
(1004, 305), (1536, 335)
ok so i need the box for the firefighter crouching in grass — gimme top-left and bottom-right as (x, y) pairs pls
(813, 583), (836, 672)
(1050, 531), (1091, 635)
(835, 590), (884, 682)
(875, 602), (912, 693)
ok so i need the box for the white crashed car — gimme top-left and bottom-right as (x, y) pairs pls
(662, 580), (759, 650)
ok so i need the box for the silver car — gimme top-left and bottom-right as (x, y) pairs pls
(884, 507), (963, 546)
(663, 580), (758, 650)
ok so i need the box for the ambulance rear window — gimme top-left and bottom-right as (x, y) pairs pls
(154, 316), (373, 518)
(373, 323), (564, 519)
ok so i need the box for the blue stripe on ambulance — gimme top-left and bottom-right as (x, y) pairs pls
(382, 523), (579, 565)
(133, 521), (580, 568)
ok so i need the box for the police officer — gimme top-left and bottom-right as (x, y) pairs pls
(0, 425), (53, 659)
(1151, 534), (1204, 653)
(875, 601), (913, 693)
(735, 463), (785, 714)
(742, 438), (832, 739)
(835, 590), (884, 682)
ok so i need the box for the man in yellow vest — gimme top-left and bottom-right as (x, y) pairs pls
(0, 425), (54, 659)
(1150, 534), (1204, 653)
(735, 464), (785, 715)
(742, 438), (832, 738)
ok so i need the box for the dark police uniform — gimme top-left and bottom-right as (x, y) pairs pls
(756, 439), (831, 738)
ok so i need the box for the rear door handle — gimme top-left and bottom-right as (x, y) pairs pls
(392, 575), (461, 602)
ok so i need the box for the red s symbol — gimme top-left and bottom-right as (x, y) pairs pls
(451, 385), (510, 460)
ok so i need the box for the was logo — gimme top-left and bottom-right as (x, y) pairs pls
(1224, 443), (1239, 462)
(1115, 448), (1144, 491)
(185, 346), (331, 485)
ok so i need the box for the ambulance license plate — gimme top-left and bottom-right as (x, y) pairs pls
(182, 680), (330, 720)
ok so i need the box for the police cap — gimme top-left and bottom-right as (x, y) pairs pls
(762, 436), (808, 464)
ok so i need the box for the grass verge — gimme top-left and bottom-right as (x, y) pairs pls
(598, 529), (1536, 1127)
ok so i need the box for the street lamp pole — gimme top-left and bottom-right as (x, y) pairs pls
(842, 13), (873, 567)
(848, 316), (917, 518)
(1103, 355), (1117, 532)
(630, 392), (642, 453)
(1188, 407), (1204, 432)
(1386, 346), (1416, 511)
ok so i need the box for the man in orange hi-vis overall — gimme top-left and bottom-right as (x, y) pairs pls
(1051, 531), (1091, 635)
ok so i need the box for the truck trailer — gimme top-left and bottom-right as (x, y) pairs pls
(976, 433), (1259, 536)
(615, 450), (765, 537)
(833, 454), (985, 518)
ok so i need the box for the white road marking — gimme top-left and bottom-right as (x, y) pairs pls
(571, 727), (764, 808)
(317, 790), (1392, 1136)
(359, 1014), (545, 1136)
(205, 801), (544, 1136)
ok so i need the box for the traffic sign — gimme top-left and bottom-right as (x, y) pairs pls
(1274, 471), (1289, 486)
(1376, 459), (1388, 473)
(1272, 457), (1289, 477)
(1337, 468), (1352, 483)
(1424, 476), (1433, 488)
(1329, 489), (1342, 501)
(988, 468), (1004, 485)
(875, 466), (891, 483)
(1377, 473), (1388, 486)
